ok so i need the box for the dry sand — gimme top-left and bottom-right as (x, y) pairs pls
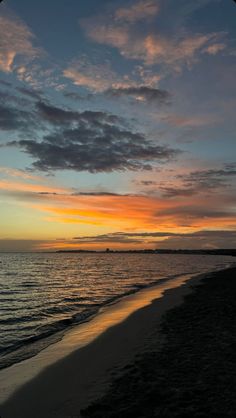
(82, 266), (236, 418)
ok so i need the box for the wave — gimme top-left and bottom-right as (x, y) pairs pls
(0, 272), (191, 370)
(0, 255), (234, 372)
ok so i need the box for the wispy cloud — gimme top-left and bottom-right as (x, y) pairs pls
(0, 13), (43, 74)
(138, 164), (236, 198)
(105, 86), (171, 104)
(0, 166), (44, 181)
(81, 1), (227, 73)
(203, 43), (226, 55)
(162, 114), (219, 128)
(0, 102), (35, 132)
(115, 0), (159, 23)
(169, 164), (236, 197)
(64, 60), (115, 92)
(16, 86), (43, 101)
(63, 57), (136, 92)
(0, 12), (60, 89)
(1, 173), (235, 234)
(0, 179), (68, 195)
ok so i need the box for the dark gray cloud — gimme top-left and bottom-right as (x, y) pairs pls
(160, 164), (236, 198)
(0, 89), (30, 107)
(16, 87), (43, 101)
(160, 186), (197, 198)
(8, 100), (179, 173)
(0, 89), (40, 134)
(71, 191), (132, 196)
(63, 91), (92, 101)
(0, 79), (12, 87)
(178, 164), (236, 187)
(138, 180), (158, 186)
(0, 102), (33, 131)
(105, 86), (171, 104)
(73, 229), (236, 248)
(156, 206), (234, 219)
(36, 100), (79, 124)
(73, 231), (179, 244)
(38, 191), (131, 197)
(36, 101), (119, 125)
(11, 133), (177, 173)
(154, 229), (236, 250)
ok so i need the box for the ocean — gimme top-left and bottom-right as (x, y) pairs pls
(0, 252), (234, 370)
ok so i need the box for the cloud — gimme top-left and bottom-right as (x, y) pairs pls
(0, 90), (41, 134)
(63, 91), (89, 101)
(203, 43), (226, 55)
(16, 87), (43, 101)
(156, 206), (235, 220)
(0, 88), (65, 139)
(4, 99), (178, 173)
(137, 180), (158, 186)
(63, 57), (136, 92)
(162, 114), (218, 128)
(0, 79), (12, 87)
(115, 0), (159, 23)
(73, 231), (178, 243)
(0, 179), (67, 195)
(0, 13), (42, 73)
(64, 59), (118, 92)
(0, 13), (59, 89)
(0, 166), (43, 181)
(155, 229), (236, 250)
(36, 100), (79, 124)
(2, 229), (235, 251)
(72, 229), (236, 249)
(0, 102), (33, 131)
(36, 100), (120, 125)
(143, 33), (219, 67)
(9, 124), (178, 173)
(3, 175), (235, 232)
(81, 1), (227, 72)
(63, 57), (164, 97)
(105, 86), (171, 104)
(15, 64), (59, 89)
(178, 164), (236, 190)
(71, 191), (131, 197)
(1, 95), (178, 173)
(158, 164), (236, 198)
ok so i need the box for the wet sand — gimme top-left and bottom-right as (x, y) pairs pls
(0, 267), (235, 417)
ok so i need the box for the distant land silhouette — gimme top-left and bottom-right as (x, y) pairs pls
(57, 249), (236, 256)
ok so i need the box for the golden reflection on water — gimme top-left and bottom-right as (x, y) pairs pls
(0, 273), (192, 403)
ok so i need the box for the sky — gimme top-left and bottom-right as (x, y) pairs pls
(0, 0), (236, 251)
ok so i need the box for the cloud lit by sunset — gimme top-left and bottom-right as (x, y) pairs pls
(0, 0), (235, 251)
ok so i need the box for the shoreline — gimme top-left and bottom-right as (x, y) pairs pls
(0, 270), (199, 373)
(0, 266), (235, 417)
(0, 257), (233, 374)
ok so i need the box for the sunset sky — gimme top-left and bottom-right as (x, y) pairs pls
(0, 0), (236, 251)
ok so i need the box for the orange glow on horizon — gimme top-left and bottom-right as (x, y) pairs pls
(1, 176), (235, 250)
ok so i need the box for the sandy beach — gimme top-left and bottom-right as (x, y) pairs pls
(1, 266), (236, 418)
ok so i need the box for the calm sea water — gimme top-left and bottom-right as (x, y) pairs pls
(0, 252), (234, 370)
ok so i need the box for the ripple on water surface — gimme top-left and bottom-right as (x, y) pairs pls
(0, 252), (233, 369)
